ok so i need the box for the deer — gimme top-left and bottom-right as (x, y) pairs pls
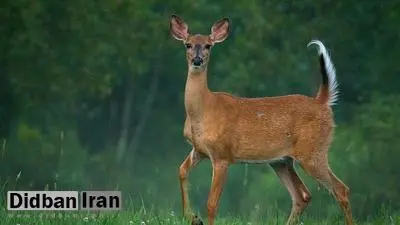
(170, 14), (353, 225)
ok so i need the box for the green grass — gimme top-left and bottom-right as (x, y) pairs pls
(1, 208), (400, 225)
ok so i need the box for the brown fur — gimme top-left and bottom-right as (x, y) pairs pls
(171, 14), (353, 225)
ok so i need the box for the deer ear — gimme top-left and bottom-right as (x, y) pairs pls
(170, 14), (189, 41)
(210, 18), (230, 43)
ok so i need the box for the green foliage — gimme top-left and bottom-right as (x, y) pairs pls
(0, 0), (399, 222)
(0, 208), (399, 225)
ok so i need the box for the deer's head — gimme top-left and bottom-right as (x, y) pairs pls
(170, 14), (230, 72)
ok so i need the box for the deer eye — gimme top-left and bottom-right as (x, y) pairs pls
(205, 44), (212, 50)
(185, 43), (192, 49)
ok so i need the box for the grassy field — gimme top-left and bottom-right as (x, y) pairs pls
(1, 208), (400, 225)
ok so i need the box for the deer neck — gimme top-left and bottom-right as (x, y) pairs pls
(184, 68), (211, 119)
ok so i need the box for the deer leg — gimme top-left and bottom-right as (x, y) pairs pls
(179, 149), (204, 222)
(295, 146), (353, 225)
(271, 158), (311, 225)
(287, 161), (312, 204)
(328, 169), (353, 225)
(207, 159), (229, 225)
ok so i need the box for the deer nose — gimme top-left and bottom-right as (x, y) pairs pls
(192, 57), (203, 66)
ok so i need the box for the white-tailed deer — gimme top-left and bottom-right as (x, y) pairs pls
(170, 14), (353, 225)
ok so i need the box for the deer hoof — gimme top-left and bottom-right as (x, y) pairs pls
(191, 215), (203, 225)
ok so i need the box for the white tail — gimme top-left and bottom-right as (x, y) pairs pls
(308, 40), (339, 106)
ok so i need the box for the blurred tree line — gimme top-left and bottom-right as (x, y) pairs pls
(1, 0), (399, 221)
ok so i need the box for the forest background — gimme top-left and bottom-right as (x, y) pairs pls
(1, 0), (399, 222)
